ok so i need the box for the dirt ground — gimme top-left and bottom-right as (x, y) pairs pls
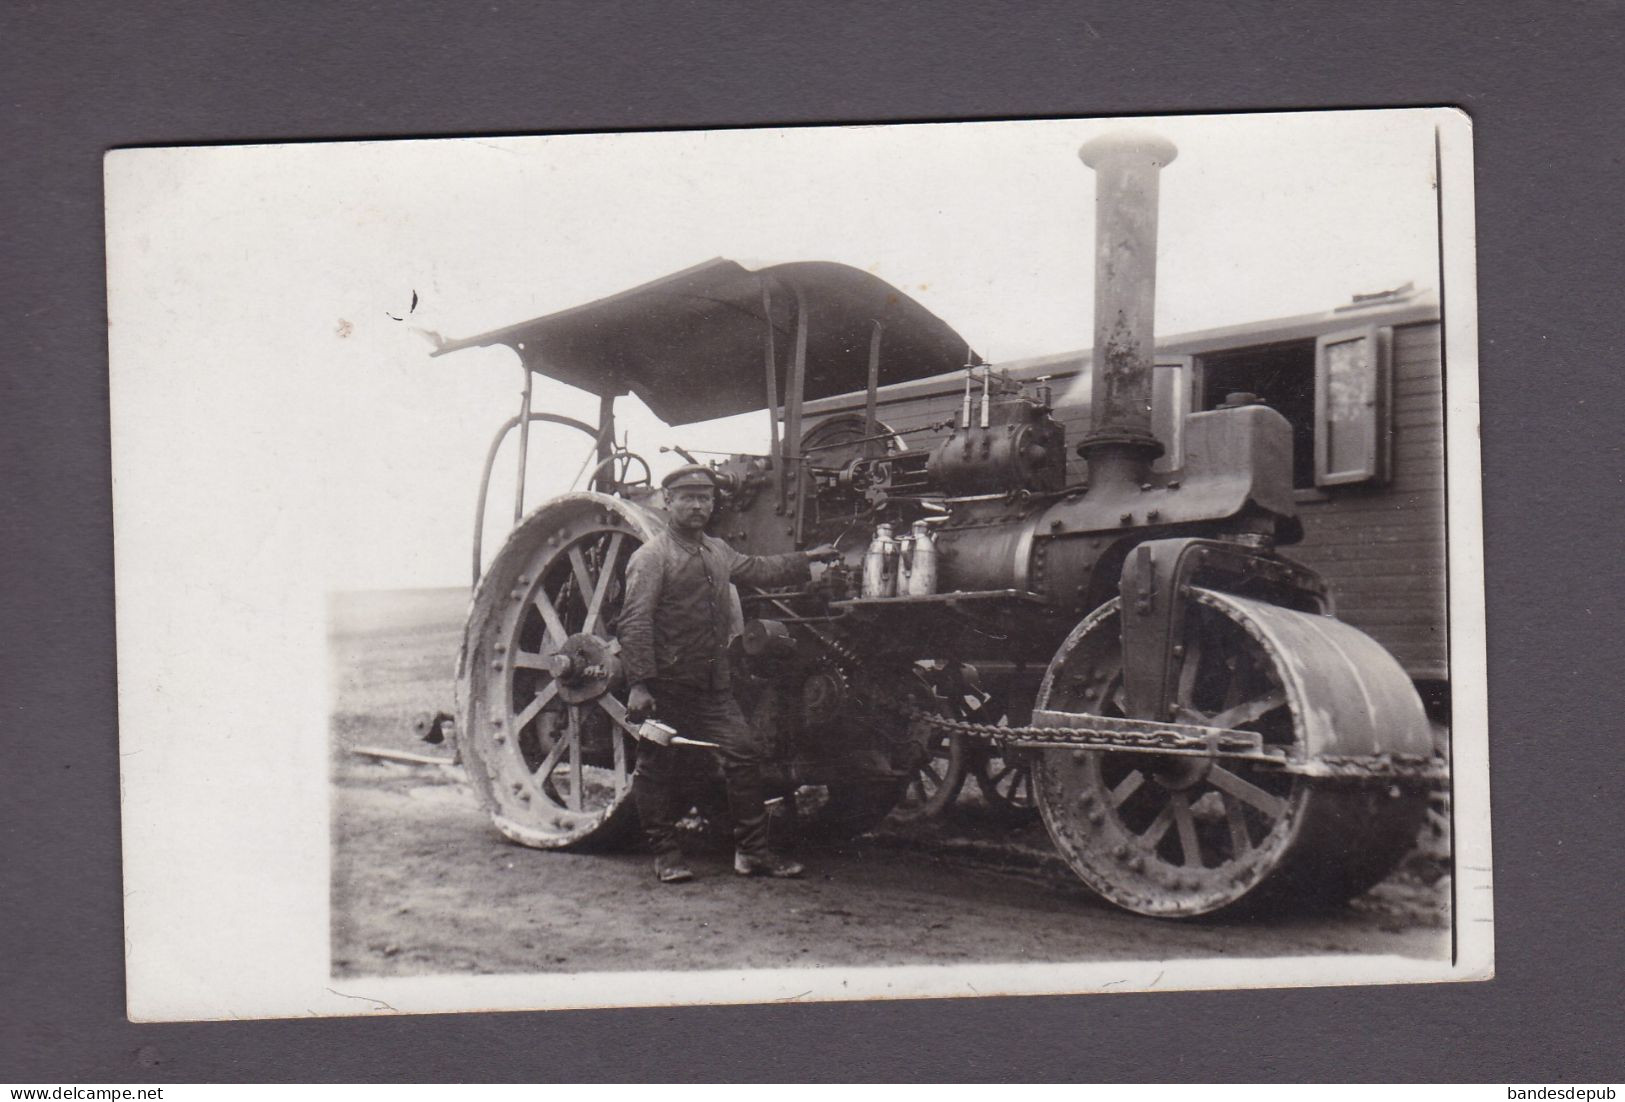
(328, 588), (1452, 979)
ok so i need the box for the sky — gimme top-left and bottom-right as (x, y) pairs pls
(106, 109), (1446, 592)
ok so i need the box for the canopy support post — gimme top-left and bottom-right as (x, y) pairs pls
(863, 320), (883, 458)
(785, 288), (809, 545)
(513, 366), (533, 525)
(761, 283), (783, 511)
(593, 391), (616, 492)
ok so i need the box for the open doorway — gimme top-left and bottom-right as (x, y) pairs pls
(1196, 340), (1318, 489)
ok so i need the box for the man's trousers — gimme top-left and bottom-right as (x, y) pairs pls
(631, 680), (773, 857)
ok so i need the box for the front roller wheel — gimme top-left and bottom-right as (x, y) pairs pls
(1032, 594), (1426, 918)
(456, 494), (659, 850)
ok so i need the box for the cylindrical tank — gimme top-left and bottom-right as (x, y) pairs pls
(926, 398), (1067, 495)
(906, 519), (938, 595)
(931, 510), (1042, 594)
(863, 522), (897, 597)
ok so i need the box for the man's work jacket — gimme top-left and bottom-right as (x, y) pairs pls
(619, 523), (810, 691)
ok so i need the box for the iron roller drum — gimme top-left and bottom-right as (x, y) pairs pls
(455, 493), (662, 850)
(1030, 591), (1428, 917)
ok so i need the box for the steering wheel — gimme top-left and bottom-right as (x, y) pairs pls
(584, 448), (652, 491)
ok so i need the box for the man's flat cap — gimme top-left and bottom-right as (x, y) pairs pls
(661, 463), (718, 490)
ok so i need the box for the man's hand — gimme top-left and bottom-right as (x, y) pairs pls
(637, 719), (677, 747)
(803, 543), (842, 563)
(627, 682), (657, 723)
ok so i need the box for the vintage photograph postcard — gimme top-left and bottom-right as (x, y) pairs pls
(108, 107), (1489, 1022)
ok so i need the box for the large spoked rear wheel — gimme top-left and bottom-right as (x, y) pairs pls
(1032, 595), (1426, 918)
(457, 494), (659, 850)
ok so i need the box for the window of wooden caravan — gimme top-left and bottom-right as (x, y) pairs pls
(1194, 340), (1319, 489)
(1314, 325), (1390, 485)
(1189, 332), (1390, 490)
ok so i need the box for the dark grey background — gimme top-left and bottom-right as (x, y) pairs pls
(3, 0), (1620, 1083)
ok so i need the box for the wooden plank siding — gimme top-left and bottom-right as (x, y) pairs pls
(1289, 321), (1448, 680)
(797, 303), (1449, 684)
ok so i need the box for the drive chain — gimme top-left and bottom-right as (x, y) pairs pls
(908, 708), (1259, 755)
(1312, 753), (1450, 785)
(910, 710), (1449, 784)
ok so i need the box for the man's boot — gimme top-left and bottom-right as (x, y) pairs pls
(733, 849), (805, 878)
(633, 775), (692, 883)
(725, 767), (804, 879)
(654, 852), (694, 884)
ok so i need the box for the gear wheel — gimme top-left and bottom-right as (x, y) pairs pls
(799, 665), (850, 730)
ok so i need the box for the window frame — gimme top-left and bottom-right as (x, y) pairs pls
(1313, 324), (1392, 486)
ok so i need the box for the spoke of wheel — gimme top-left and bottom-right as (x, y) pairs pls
(580, 533), (624, 636)
(1222, 790), (1251, 855)
(1210, 691), (1287, 731)
(566, 707), (582, 811)
(1209, 765), (1287, 819)
(594, 693), (639, 737)
(511, 680), (559, 732)
(532, 589), (569, 649)
(567, 545), (595, 616)
(989, 761), (1016, 786)
(531, 721), (572, 785)
(1171, 791), (1202, 867)
(1109, 768), (1145, 808)
(1224, 676), (1246, 713)
(512, 650), (556, 670)
(1140, 801), (1175, 847)
(1176, 631), (1204, 709)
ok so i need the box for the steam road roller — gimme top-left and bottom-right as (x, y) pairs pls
(429, 131), (1443, 917)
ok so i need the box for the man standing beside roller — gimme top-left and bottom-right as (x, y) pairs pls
(620, 464), (842, 883)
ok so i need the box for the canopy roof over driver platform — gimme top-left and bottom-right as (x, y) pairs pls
(432, 258), (978, 426)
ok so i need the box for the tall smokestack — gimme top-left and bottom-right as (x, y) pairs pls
(1076, 131), (1178, 482)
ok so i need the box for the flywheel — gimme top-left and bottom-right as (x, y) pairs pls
(888, 711), (968, 822)
(1031, 593), (1428, 917)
